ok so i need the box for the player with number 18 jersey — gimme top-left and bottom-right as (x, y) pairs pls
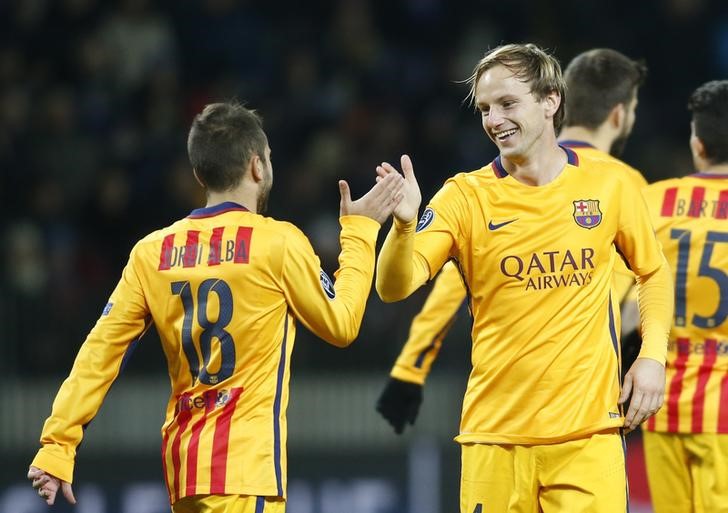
(30, 202), (380, 504)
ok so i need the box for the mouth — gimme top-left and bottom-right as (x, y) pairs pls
(493, 128), (518, 142)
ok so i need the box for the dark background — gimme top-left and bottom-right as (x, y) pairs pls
(3, 0), (727, 378)
(1, 1), (725, 511)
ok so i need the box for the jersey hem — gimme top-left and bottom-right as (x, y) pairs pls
(171, 484), (286, 504)
(454, 420), (624, 445)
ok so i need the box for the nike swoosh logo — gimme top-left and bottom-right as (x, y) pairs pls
(488, 219), (517, 230)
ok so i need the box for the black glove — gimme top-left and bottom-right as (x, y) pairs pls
(376, 377), (423, 434)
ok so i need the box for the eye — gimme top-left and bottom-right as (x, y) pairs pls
(503, 100), (515, 108)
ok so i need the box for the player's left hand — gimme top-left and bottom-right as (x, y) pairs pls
(619, 357), (665, 431)
(28, 466), (76, 506)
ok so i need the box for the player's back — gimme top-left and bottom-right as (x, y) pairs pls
(130, 202), (309, 499)
(643, 173), (728, 433)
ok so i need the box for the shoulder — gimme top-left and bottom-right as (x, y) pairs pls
(643, 176), (685, 199)
(443, 164), (499, 190)
(575, 152), (645, 190)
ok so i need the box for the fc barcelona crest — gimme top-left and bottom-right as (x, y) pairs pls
(572, 199), (602, 229)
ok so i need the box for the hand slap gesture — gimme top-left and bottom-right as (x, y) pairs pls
(376, 154), (421, 224)
(339, 172), (404, 224)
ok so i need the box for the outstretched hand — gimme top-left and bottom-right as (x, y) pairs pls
(619, 357), (665, 432)
(339, 172), (404, 224)
(376, 154), (421, 223)
(28, 466), (76, 506)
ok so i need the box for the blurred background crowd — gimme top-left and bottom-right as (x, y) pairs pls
(2, 0), (727, 379)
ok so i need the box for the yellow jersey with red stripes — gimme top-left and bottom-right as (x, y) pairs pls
(30, 202), (380, 503)
(410, 147), (664, 444)
(390, 141), (648, 387)
(643, 174), (728, 434)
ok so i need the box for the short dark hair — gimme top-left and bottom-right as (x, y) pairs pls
(689, 80), (728, 165)
(563, 49), (647, 129)
(187, 102), (268, 192)
(467, 43), (567, 130)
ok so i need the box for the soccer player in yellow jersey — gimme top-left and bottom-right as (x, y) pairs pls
(635, 80), (728, 512)
(26, 102), (404, 512)
(377, 48), (651, 435)
(374, 43), (674, 512)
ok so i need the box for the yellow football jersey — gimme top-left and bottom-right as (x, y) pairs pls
(390, 142), (649, 387)
(378, 147), (666, 444)
(31, 202), (380, 503)
(390, 261), (465, 385)
(643, 174), (728, 434)
(560, 141), (649, 302)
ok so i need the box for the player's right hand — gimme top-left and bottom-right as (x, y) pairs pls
(376, 377), (423, 434)
(376, 154), (421, 224)
(28, 466), (76, 506)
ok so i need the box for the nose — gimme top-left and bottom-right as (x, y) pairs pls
(483, 108), (503, 129)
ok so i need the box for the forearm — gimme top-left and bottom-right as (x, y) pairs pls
(376, 218), (428, 302)
(326, 215), (380, 344)
(636, 258), (674, 364)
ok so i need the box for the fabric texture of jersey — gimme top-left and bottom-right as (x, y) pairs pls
(377, 148), (667, 444)
(643, 174), (728, 434)
(560, 141), (649, 303)
(390, 261), (465, 385)
(389, 141), (649, 388)
(31, 202), (380, 503)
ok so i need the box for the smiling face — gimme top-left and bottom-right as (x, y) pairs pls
(474, 64), (561, 162)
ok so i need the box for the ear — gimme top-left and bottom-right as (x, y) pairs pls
(690, 131), (707, 161)
(250, 155), (264, 183)
(192, 169), (205, 188)
(543, 90), (561, 119)
(608, 103), (625, 130)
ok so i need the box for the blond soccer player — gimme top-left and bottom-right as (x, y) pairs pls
(377, 48), (651, 435)
(374, 43), (673, 513)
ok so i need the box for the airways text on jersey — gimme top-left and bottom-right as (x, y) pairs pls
(499, 247), (595, 291)
(158, 227), (253, 270)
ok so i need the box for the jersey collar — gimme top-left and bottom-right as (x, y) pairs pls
(490, 145), (579, 178)
(188, 201), (250, 219)
(558, 139), (596, 150)
(690, 172), (728, 179)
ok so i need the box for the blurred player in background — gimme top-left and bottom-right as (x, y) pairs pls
(26, 102), (404, 512)
(377, 48), (650, 435)
(629, 80), (728, 512)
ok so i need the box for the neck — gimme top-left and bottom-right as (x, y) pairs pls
(558, 126), (612, 154)
(205, 187), (257, 213)
(696, 162), (728, 175)
(501, 137), (568, 186)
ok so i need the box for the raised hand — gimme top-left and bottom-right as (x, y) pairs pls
(376, 154), (421, 223)
(28, 466), (76, 506)
(339, 172), (404, 224)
